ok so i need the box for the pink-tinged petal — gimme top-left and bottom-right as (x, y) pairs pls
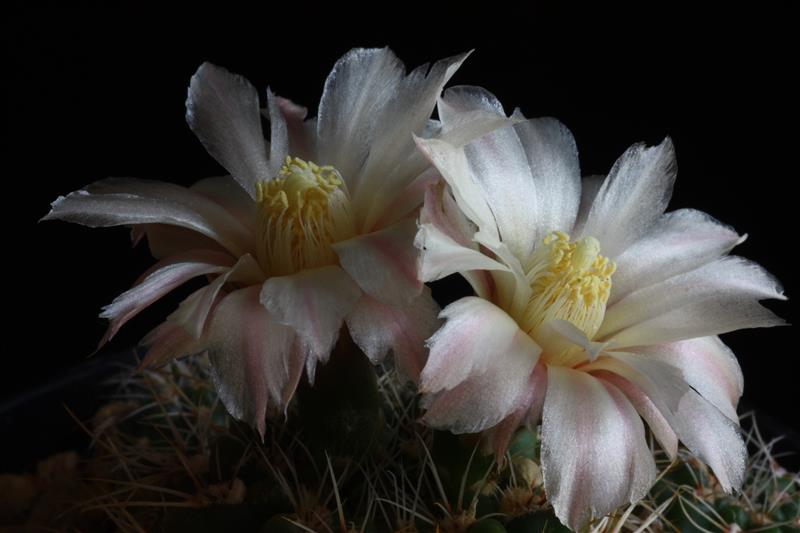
(351, 52), (470, 219)
(513, 118), (581, 236)
(42, 178), (252, 256)
(673, 390), (746, 491)
(366, 167), (439, 232)
(631, 337), (743, 422)
(345, 287), (441, 382)
(97, 250), (235, 347)
(415, 182), (504, 299)
(421, 297), (540, 393)
(488, 364), (547, 457)
(333, 218), (422, 306)
(414, 136), (500, 244)
(272, 96), (314, 161)
(319, 48), (468, 214)
(166, 254), (264, 340)
(191, 176), (257, 236)
(419, 298), (540, 433)
(260, 265), (361, 362)
(139, 224), (228, 260)
(186, 63), (272, 197)
(600, 256), (786, 346)
(541, 367), (656, 530)
(579, 138), (676, 258)
(610, 208), (744, 304)
(206, 286), (303, 437)
(591, 370), (679, 459)
(139, 320), (204, 369)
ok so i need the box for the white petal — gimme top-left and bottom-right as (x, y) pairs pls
(265, 89), (289, 168)
(206, 286), (303, 436)
(421, 297), (540, 393)
(513, 117), (581, 236)
(416, 183), (507, 297)
(191, 175), (257, 236)
(591, 370), (679, 459)
(436, 85), (512, 146)
(98, 250), (234, 346)
(333, 218), (422, 306)
(488, 363), (547, 457)
(632, 337), (743, 421)
(572, 174), (604, 236)
(600, 256), (786, 346)
(673, 390), (746, 491)
(610, 208), (743, 304)
(541, 367), (656, 530)
(419, 298), (540, 433)
(414, 136), (499, 243)
(460, 123), (539, 260)
(166, 253), (263, 339)
(345, 287), (441, 381)
(579, 138), (676, 257)
(186, 63), (272, 196)
(140, 225), (227, 260)
(260, 265), (361, 362)
(42, 178), (252, 256)
(317, 48), (406, 187)
(270, 95), (314, 160)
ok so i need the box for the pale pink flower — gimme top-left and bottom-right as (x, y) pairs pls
(414, 89), (786, 529)
(43, 48), (497, 436)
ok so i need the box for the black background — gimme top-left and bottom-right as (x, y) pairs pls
(5, 3), (797, 447)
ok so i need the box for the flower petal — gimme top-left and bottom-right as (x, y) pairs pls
(460, 123), (540, 260)
(600, 256), (786, 346)
(166, 253), (264, 340)
(610, 208), (744, 304)
(673, 390), (746, 491)
(632, 337), (743, 422)
(579, 138), (676, 257)
(97, 250), (235, 347)
(416, 183), (506, 298)
(414, 136), (500, 244)
(512, 117), (581, 236)
(591, 369), (679, 459)
(260, 265), (361, 362)
(345, 287), (441, 382)
(541, 367), (656, 530)
(206, 286), (302, 437)
(191, 175), (257, 236)
(436, 85), (512, 147)
(420, 297), (540, 433)
(140, 320), (204, 369)
(316, 47), (406, 188)
(333, 218), (422, 306)
(42, 178), (252, 256)
(488, 363), (547, 457)
(421, 297), (541, 392)
(186, 63), (272, 196)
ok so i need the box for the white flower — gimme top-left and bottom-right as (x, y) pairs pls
(43, 48), (501, 436)
(413, 90), (786, 529)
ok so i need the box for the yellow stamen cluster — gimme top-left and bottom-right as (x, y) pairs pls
(521, 231), (615, 339)
(255, 157), (352, 276)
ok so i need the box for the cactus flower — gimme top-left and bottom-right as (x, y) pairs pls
(43, 48), (499, 436)
(414, 91), (786, 529)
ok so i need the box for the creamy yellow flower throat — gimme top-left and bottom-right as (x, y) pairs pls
(521, 232), (615, 340)
(255, 157), (353, 276)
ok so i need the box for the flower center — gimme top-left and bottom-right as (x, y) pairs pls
(520, 231), (615, 340)
(255, 156), (354, 276)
